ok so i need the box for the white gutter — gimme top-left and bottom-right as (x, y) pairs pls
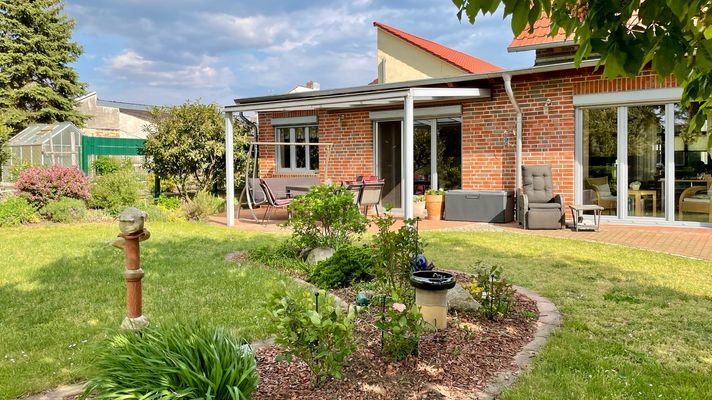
(503, 74), (522, 211)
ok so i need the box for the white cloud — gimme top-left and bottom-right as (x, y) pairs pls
(108, 50), (153, 69)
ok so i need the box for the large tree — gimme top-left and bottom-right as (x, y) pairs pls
(453, 0), (712, 145)
(0, 0), (87, 133)
(143, 101), (250, 200)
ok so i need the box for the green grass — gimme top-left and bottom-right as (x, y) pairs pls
(424, 231), (712, 400)
(3, 223), (712, 399)
(0, 221), (292, 399)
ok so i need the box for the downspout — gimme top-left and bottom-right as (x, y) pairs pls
(503, 74), (522, 204)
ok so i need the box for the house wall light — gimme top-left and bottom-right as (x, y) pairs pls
(543, 98), (552, 116)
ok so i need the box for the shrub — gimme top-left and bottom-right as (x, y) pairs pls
(41, 197), (87, 223)
(468, 263), (516, 320)
(181, 191), (224, 221)
(287, 184), (367, 250)
(268, 283), (356, 386)
(0, 197), (39, 227)
(141, 204), (185, 222)
(376, 294), (428, 361)
(309, 244), (374, 289)
(250, 240), (313, 275)
(371, 215), (424, 298)
(92, 156), (120, 175)
(15, 165), (90, 208)
(82, 324), (259, 400)
(155, 194), (181, 209)
(89, 170), (140, 214)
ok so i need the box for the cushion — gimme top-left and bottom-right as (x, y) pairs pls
(594, 183), (611, 196)
(528, 202), (563, 210)
(522, 165), (554, 203)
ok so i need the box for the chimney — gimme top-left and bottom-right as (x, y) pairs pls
(305, 80), (320, 90)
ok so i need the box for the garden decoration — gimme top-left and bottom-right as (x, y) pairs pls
(112, 207), (151, 330)
(410, 271), (456, 329)
(409, 218), (432, 271)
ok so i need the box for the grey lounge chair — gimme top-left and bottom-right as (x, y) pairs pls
(518, 165), (565, 230)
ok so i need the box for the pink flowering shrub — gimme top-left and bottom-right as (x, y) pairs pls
(15, 165), (90, 208)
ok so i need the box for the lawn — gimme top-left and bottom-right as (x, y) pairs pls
(0, 221), (293, 399)
(1, 223), (711, 399)
(426, 231), (712, 400)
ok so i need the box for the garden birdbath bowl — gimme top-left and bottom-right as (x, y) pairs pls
(410, 271), (456, 330)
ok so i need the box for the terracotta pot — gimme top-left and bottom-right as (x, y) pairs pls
(425, 194), (444, 220)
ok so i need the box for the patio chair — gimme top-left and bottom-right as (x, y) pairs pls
(518, 165), (565, 230)
(259, 179), (292, 224)
(359, 180), (384, 216)
(585, 176), (617, 212)
(678, 176), (712, 222)
(342, 181), (363, 206)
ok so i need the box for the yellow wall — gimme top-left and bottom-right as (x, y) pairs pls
(377, 29), (466, 84)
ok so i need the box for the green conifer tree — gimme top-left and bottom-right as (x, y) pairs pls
(0, 0), (87, 133)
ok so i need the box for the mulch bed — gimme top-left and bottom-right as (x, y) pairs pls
(253, 284), (538, 400)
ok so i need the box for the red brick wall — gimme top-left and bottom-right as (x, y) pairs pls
(256, 67), (679, 205)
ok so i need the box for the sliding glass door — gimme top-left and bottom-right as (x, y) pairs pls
(580, 101), (710, 225)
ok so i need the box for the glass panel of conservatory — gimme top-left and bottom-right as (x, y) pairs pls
(627, 105), (665, 218)
(278, 128), (291, 169)
(582, 107), (618, 215)
(674, 106), (712, 222)
(308, 127), (319, 170)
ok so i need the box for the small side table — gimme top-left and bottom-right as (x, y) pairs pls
(568, 204), (604, 232)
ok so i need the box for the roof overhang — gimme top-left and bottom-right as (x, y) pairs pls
(225, 87), (490, 113)
(508, 40), (577, 53)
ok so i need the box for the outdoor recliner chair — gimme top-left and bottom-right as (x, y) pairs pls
(518, 165), (565, 230)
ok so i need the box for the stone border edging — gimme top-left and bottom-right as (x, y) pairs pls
(474, 285), (562, 400)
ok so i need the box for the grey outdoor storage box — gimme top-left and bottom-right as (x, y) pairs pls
(444, 190), (514, 223)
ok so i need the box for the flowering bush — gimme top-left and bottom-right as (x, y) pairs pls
(375, 295), (428, 361)
(425, 188), (444, 196)
(15, 165), (90, 208)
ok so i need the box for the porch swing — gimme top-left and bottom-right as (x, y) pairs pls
(238, 141), (334, 222)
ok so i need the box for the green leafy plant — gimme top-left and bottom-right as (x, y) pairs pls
(41, 197), (87, 223)
(155, 194), (181, 209)
(309, 244), (374, 289)
(0, 197), (39, 227)
(82, 323), (259, 400)
(250, 240), (313, 275)
(89, 170), (140, 214)
(181, 191), (225, 221)
(268, 283), (356, 386)
(375, 294), (428, 361)
(92, 156), (121, 176)
(472, 263), (516, 320)
(371, 215), (423, 298)
(287, 184), (367, 250)
(425, 188), (444, 195)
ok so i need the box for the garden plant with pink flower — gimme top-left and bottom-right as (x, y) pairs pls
(15, 165), (90, 208)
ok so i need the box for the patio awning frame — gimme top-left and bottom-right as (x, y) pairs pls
(224, 86), (491, 226)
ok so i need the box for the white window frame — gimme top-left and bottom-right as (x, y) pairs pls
(275, 125), (319, 173)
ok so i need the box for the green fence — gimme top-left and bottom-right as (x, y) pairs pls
(80, 136), (145, 174)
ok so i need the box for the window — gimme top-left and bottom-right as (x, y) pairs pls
(276, 126), (319, 172)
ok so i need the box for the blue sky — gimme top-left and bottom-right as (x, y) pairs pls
(65, 0), (533, 107)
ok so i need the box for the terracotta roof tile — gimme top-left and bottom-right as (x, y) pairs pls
(374, 22), (502, 73)
(508, 16), (572, 51)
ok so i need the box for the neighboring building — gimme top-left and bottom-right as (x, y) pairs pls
(75, 92), (154, 139)
(289, 80), (321, 93)
(225, 21), (711, 227)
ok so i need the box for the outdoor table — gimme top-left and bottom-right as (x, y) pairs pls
(628, 189), (656, 217)
(568, 204), (604, 232)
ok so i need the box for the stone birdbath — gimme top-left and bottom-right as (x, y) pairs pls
(410, 270), (456, 330)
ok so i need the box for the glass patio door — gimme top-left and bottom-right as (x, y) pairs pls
(626, 105), (666, 219)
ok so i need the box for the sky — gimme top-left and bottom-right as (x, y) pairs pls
(65, 0), (533, 107)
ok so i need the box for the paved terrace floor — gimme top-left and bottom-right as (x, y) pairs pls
(211, 207), (712, 262)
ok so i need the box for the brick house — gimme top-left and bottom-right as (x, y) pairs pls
(224, 19), (711, 228)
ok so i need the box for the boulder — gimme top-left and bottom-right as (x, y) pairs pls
(447, 284), (481, 312)
(306, 246), (335, 264)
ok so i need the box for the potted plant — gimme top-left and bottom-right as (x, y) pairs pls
(413, 195), (426, 218)
(425, 188), (445, 220)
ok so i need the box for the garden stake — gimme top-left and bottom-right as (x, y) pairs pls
(380, 295), (387, 351)
(315, 291), (320, 313)
(113, 207), (150, 330)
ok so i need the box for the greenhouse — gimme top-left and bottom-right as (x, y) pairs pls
(3, 122), (82, 178)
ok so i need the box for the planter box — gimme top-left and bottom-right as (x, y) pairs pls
(444, 190), (514, 223)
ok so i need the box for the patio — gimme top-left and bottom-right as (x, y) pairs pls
(210, 207), (712, 261)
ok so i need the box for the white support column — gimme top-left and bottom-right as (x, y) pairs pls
(225, 112), (235, 227)
(403, 90), (414, 219)
(429, 119), (438, 190)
